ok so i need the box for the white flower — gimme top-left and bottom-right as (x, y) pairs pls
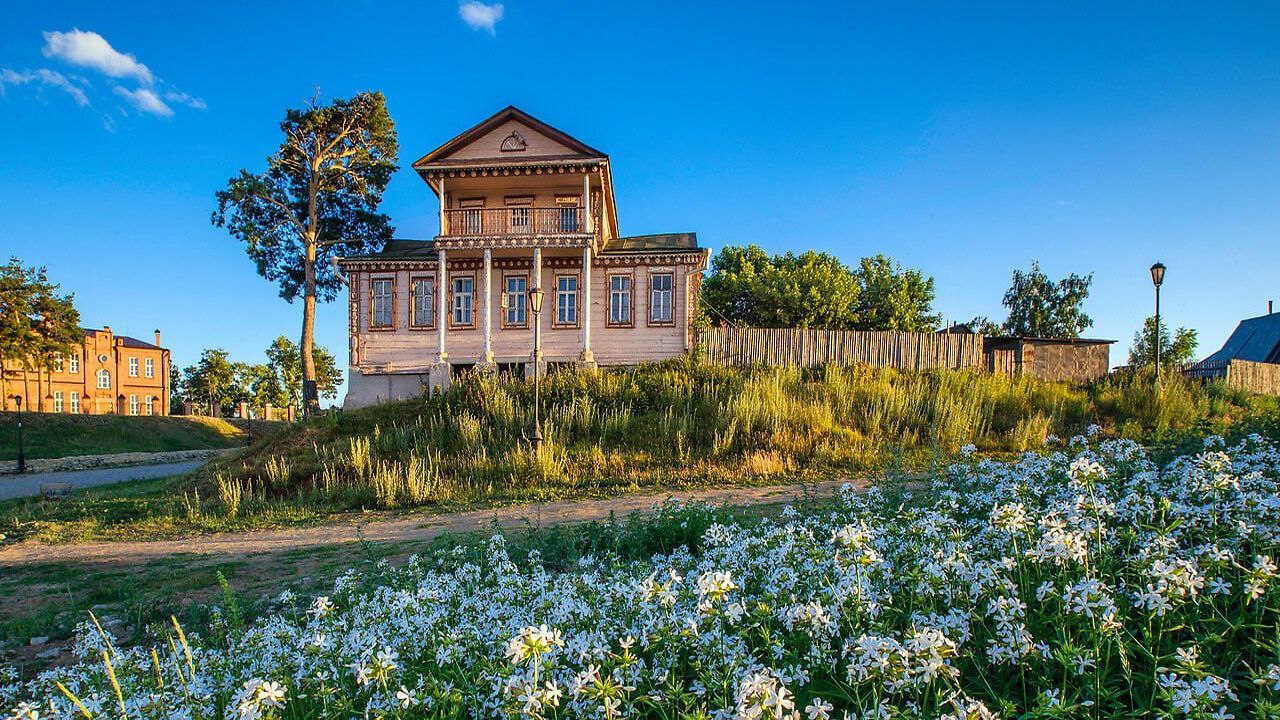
(804, 697), (832, 720)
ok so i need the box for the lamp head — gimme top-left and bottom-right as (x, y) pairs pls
(1150, 262), (1166, 288)
(12, 395), (20, 408)
(528, 287), (545, 314)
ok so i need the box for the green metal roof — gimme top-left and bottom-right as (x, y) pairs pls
(602, 233), (699, 253)
(343, 239), (437, 261)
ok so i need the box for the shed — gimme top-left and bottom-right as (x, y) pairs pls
(983, 336), (1114, 383)
(1200, 312), (1280, 364)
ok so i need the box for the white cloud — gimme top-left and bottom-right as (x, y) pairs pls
(0, 67), (90, 106)
(459, 1), (504, 34)
(42, 29), (153, 84)
(164, 90), (207, 110)
(113, 86), (172, 117)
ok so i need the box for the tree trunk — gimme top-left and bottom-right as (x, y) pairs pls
(301, 238), (320, 417)
(36, 363), (44, 412)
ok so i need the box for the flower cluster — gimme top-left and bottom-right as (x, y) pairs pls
(3, 433), (1280, 719)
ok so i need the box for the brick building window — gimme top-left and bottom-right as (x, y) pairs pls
(145, 358), (154, 378)
(129, 394), (140, 416)
(69, 353), (79, 373)
(145, 395), (154, 416)
(53, 355), (64, 372)
(69, 392), (79, 414)
(97, 369), (111, 389)
(129, 357), (139, 377)
(54, 391), (63, 413)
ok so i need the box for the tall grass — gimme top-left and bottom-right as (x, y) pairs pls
(193, 358), (1273, 522)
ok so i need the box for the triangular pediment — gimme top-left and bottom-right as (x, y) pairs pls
(413, 106), (606, 168)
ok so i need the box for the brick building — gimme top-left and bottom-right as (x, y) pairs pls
(2, 326), (171, 415)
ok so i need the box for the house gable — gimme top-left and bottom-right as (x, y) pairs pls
(413, 106), (606, 168)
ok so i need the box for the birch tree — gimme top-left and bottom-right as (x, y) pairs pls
(213, 91), (398, 415)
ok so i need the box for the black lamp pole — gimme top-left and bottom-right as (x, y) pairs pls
(13, 395), (25, 474)
(1150, 262), (1166, 384)
(527, 286), (545, 453)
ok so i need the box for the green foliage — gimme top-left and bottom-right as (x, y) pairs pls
(180, 349), (239, 416)
(1129, 315), (1198, 369)
(0, 412), (255, 461)
(1001, 260), (1093, 338)
(265, 336), (342, 403)
(700, 244), (939, 330)
(0, 256), (84, 411)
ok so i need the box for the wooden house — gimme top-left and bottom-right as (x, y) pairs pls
(338, 107), (709, 409)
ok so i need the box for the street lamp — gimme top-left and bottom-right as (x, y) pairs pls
(527, 286), (546, 453)
(1150, 262), (1166, 383)
(12, 395), (25, 474)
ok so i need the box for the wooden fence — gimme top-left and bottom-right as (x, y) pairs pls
(1184, 358), (1280, 397)
(697, 327), (984, 371)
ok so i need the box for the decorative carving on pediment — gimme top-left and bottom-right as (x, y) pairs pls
(499, 130), (527, 152)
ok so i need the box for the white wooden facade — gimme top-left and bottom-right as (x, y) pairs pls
(339, 106), (708, 409)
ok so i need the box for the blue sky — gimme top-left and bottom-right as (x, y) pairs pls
(3, 2), (1279, 400)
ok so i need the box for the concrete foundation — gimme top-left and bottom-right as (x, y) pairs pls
(344, 368), (451, 410)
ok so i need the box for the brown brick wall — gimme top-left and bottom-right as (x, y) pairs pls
(1, 327), (170, 415)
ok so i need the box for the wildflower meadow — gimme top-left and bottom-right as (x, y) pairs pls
(4, 429), (1280, 719)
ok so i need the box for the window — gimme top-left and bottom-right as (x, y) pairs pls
(504, 275), (527, 327)
(69, 392), (79, 414)
(371, 278), (394, 328)
(145, 395), (154, 416)
(452, 276), (474, 327)
(53, 355), (64, 373)
(54, 391), (63, 413)
(129, 394), (139, 416)
(411, 277), (435, 328)
(609, 275), (633, 326)
(650, 273), (674, 325)
(69, 353), (79, 373)
(97, 369), (111, 389)
(506, 196), (532, 234)
(145, 358), (154, 378)
(556, 196), (580, 232)
(129, 357), (139, 377)
(556, 274), (579, 326)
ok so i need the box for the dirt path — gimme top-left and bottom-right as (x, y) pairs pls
(0, 479), (856, 568)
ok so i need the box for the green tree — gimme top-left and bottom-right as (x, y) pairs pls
(1001, 261), (1093, 338)
(265, 335), (342, 405)
(213, 91), (397, 416)
(236, 362), (287, 409)
(700, 245), (939, 330)
(182, 349), (239, 416)
(0, 258), (82, 411)
(169, 364), (186, 413)
(1129, 316), (1198, 369)
(851, 254), (941, 332)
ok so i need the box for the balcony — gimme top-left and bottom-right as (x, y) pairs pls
(442, 207), (590, 239)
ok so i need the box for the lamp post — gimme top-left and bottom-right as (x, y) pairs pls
(12, 395), (25, 474)
(1150, 262), (1166, 383)
(527, 286), (545, 453)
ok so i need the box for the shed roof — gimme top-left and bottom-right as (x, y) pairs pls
(1203, 312), (1280, 364)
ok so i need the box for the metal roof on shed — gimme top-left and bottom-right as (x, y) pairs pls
(1203, 312), (1280, 364)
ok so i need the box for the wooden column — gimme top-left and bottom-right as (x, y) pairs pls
(438, 177), (446, 236)
(580, 244), (595, 366)
(532, 247), (542, 363)
(483, 247), (494, 365)
(436, 248), (448, 364)
(583, 172), (592, 237)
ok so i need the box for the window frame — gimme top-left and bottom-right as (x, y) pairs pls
(69, 391), (80, 414)
(68, 352), (79, 374)
(450, 273), (476, 329)
(458, 197), (486, 235)
(369, 275), (396, 330)
(144, 395), (154, 416)
(502, 273), (529, 329)
(129, 394), (139, 416)
(648, 271), (676, 327)
(145, 357), (155, 378)
(607, 272), (634, 328)
(54, 391), (63, 413)
(129, 356), (139, 377)
(505, 195), (534, 234)
(553, 272), (581, 329)
(97, 368), (111, 389)
(409, 274), (437, 330)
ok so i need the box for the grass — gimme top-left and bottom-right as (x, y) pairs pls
(2, 359), (1274, 544)
(0, 413), (266, 461)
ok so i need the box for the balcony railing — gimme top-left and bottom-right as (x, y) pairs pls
(444, 207), (588, 237)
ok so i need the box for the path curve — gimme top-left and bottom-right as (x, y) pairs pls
(0, 460), (209, 501)
(0, 479), (858, 567)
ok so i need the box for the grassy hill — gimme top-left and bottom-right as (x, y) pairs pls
(4, 359), (1274, 543)
(0, 412), (260, 461)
